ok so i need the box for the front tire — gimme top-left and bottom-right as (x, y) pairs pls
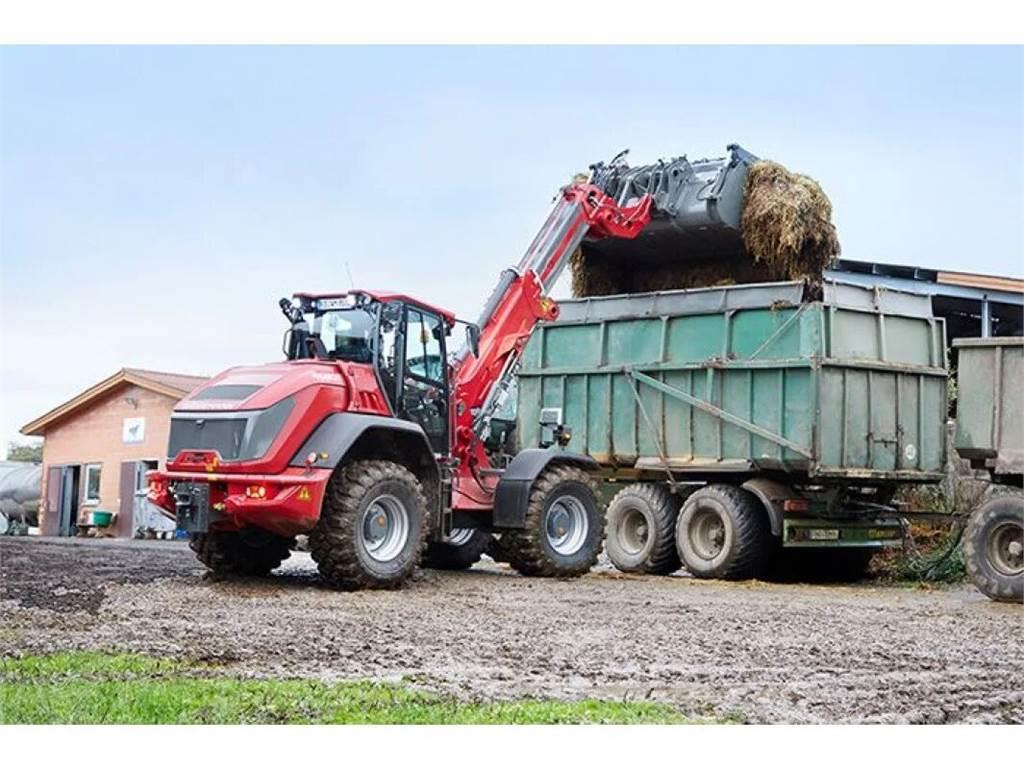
(309, 460), (428, 590)
(504, 464), (603, 577)
(190, 528), (294, 577)
(605, 483), (682, 575)
(964, 494), (1023, 603)
(676, 484), (769, 579)
(422, 528), (492, 570)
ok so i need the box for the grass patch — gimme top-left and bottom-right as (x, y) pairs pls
(1, 652), (686, 725)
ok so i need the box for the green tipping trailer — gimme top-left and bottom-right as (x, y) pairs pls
(516, 280), (949, 581)
(953, 337), (1023, 602)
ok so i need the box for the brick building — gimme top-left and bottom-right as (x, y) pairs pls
(21, 368), (208, 537)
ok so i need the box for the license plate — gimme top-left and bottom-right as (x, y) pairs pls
(808, 528), (840, 541)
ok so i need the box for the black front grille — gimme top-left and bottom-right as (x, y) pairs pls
(168, 416), (248, 460)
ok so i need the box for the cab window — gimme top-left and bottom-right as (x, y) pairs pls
(401, 308), (448, 452)
(405, 310), (444, 384)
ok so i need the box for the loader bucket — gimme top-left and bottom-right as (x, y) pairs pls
(585, 144), (757, 266)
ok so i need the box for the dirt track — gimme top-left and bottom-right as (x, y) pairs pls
(2, 537), (1021, 724)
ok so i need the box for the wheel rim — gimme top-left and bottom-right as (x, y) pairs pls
(444, 527), (475, 547)
(361, 494), (410, 562)
(988, 521), (1024, 577)
(689, 507), (727, 561)
(545, 495), (589, 555)
(617, 508), (649, 556)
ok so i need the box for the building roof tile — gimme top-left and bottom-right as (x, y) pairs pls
(21, 368), (210, 437)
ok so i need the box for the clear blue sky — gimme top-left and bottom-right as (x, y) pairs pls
(1, 46), (1022, 449)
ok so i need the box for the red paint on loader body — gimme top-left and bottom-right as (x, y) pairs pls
(149, 182), (652, 534)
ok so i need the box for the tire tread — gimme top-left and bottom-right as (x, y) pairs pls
(963, 493), (1024, 603)
(503, 465), (604, 578)
(189, 530), (294, 576)
(423, 530), (491, 570)
(606, 483), (681, 575)
(308, 460), (428, 590)
(677, 484), (769, 580)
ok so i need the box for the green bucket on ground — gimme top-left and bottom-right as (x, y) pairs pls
(91, 511), (114, 527)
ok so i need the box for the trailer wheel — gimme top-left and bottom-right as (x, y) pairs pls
(504, 464), (603, 578)
(964, 494), (1023, 603)
(309, 460), (428, 590)
(676, 484), (769, 579)
(605, 483), (682, 575)
(422, 528), (492, 570)
(190, 528), (295, 577)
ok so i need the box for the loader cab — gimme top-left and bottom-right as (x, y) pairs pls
(284, 291), (454, 455)
(377, 299), (452, 455)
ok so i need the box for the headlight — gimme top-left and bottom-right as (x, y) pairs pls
(244, 397), (295, 460)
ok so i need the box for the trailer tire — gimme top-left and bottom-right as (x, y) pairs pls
(963, 494), (1023, 603)
(504, 465), (603, 578)
(605, 483), (682, 575)
(676, 484), (769, 579)
(423, 528), (492, 570)
(309, 460), (428, 590)
(189, 528), (294, 577)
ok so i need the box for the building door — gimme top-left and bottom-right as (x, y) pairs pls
(117, 460), (159, 536)
(118, 460), (159, 537)
(58, 465), (80, 537)
(43, 466), (62, 536)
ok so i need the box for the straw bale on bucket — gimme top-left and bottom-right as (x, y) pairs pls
(569, 159), (841, 298)
(740, 160), (841, 283)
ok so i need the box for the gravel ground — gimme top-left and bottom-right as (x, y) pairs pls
(2, 536), (1021, 724)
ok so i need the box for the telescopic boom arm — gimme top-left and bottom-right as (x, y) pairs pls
(449, 181), (653, 507)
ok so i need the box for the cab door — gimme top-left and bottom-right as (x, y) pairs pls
(398, 307), (450, 453)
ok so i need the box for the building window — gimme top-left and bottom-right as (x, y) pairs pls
(83, 464), (102, 505)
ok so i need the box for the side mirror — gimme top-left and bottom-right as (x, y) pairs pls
(282, 328), (295, 359)
(283, 326), (309, 359)
(465, 324), (481, 358)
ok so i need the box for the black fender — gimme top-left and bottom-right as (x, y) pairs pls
(493, 448), (598, 529)
(290, 412), (436, 472)
(740, 477), (789, 537)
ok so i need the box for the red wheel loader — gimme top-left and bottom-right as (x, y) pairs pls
(148, 146), (760, 588)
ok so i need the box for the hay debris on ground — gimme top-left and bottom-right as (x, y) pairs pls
(570, 158), (841, 298)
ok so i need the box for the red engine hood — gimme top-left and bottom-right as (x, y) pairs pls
(175, 361), (348, 412)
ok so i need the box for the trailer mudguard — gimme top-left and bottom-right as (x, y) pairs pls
(493, 449), (598, 529)
(289, 412), (436, 471)
(741, 477), (788, 537)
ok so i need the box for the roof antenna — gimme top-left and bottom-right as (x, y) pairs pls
(345, 260), (355, 289)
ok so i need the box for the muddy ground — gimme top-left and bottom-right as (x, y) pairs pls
(2, 537), (1021, 724)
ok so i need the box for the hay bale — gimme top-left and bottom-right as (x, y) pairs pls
(741, 160), (841, 283)
(569, 158), (840, 298)
(570, 247), (777, 297)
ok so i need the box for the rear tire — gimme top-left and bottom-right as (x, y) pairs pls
(309, 460), (428, 590)
(605, 483), (682, 575)
(190, 528), (294, 577)
(486, 534), (512, 564)
(422, 528), (491, 570)
(504, 464), (603, 577)
(676, 484), (769, 579)
(963, 494), (1023, 603)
